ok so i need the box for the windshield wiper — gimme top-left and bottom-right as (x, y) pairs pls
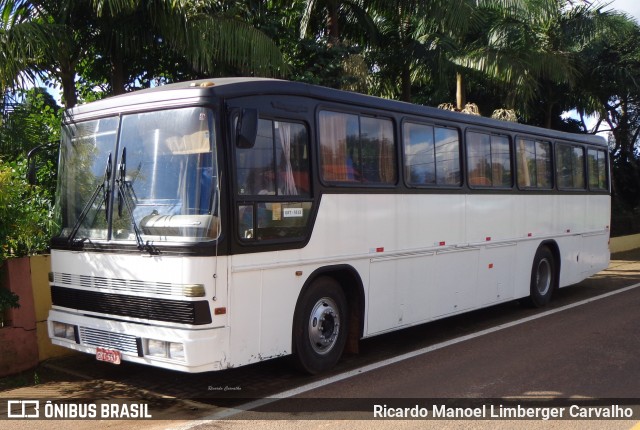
(116, 147), (155, 253)
(67, 153), (112, 245)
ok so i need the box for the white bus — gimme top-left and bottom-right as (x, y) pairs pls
(47, 78), (610, 374)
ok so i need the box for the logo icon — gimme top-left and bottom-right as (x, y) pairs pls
(7, 400), (40, 418)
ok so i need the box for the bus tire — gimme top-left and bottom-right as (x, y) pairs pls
(527, 246), (556, 307)
(292, 277), (347, 374)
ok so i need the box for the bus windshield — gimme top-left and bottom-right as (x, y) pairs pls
(55, 107), (220, 244)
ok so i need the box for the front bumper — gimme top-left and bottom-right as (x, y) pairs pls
(48, 309), (230, 373)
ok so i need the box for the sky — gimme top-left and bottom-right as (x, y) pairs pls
(610, 0), (640, 22)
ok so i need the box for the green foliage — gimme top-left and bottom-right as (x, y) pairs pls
(0, 89), (58, 309)
(289, 38), (365, 90)
(0, 0), (287, 107)
(0, 286), (20, 327)
(0, 287), (19, 310)
(0, 157), (55, 267)
(0, 88), (60, 228)
(1, 88), (61, 157)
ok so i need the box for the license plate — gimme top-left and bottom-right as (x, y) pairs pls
(96, 347), (121, 365)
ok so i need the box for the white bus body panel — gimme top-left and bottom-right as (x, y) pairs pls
(225, 192), (609, 367)
(49, 192), (609, 371)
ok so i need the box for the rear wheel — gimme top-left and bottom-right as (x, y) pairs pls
(527, 246), (556, 307)
(292, 277), (347, 374)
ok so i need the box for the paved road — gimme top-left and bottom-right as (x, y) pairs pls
(4, 250), (640, 430)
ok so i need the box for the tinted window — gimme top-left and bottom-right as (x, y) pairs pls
(516, 137), (552, 189)
(466, 131), (512, 188)
(556, 144), (585, 189)
(235, 119), (312, 242)
(237, 120), (310, 197)
(588, 148), (608, 190)
(403, 122), (461, 186)
(319, 111), (396, 185)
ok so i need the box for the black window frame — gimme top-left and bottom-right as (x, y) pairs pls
(555, 142), (586, 191)
(401, 119), (463, 189)
(317, 108), (398, 188)
(233, 116), (314, 244)
(515, 135), (554, 191)
(465, 129), (514, 190)
(586, 147), (609, 192)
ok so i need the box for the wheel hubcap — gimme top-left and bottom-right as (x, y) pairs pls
(308, 297), (340, 355)
(536, 258), (552, 296)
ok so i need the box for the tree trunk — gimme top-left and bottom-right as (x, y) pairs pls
(327, 0), (340, 47)
(401, 64), (412, 102)
(456, 72), (465, 111)
(59, 61), (77, 109)
(111, 44), (126, 96)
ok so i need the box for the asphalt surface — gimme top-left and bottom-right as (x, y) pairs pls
(3, 249), (640, 429)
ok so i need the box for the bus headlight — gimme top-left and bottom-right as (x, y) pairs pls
(144, 339), (185, 361)
(52, 321), (76, 341)
(169, 342), (185, 360)
(146, 339), (166, 357)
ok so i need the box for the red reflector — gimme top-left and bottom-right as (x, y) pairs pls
(527, 233), (532, 237)
(488, 263), (494, 269)
(485, 237), (491, 241)
(214, 307), (226, 315)
(439, 241), (446, 246)
(376, 247), (384, 253)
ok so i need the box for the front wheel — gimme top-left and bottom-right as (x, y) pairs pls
(526, 246), (556, 307)
(292, 277), (347, 374)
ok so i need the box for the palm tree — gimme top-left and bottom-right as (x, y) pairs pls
(0, 0), (286, 108)
(453, 0), (625, 126)
(0, 0), (60, 96)
(364, 0), (478, 103)
(299, 0), (375, 46)
(93, 1), (287, 95)
(297, 0), (376, 91)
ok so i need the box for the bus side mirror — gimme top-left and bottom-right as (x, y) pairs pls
(236, 108), (258, 149)
(26, 142), (57, 185)
(27, 159), (37, 185)
(27, 144), (44, 185)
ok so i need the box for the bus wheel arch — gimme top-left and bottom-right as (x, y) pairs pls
(526, 241), (560, 307)
(291, 265), (364, 374)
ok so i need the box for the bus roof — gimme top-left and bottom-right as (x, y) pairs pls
(67, 77), (607, 147)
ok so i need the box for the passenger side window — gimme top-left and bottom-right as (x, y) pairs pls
(587, 148), (608, 190)
(516, 137), (552, 189)
(235, 119), (312, 242)
(319, 110), (396, 185)
(403, 122), (461, 186)
(556, 144), (585, 189)
(466, 131), (512, 188)
(236, 119), (310, 197)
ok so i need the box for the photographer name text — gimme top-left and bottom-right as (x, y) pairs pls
(373, 403), (634, 420)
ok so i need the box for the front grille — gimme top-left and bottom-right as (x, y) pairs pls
(51, 272), (180, 296)
(79, 327), (141, 355)
(51, 286), (212, 325)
